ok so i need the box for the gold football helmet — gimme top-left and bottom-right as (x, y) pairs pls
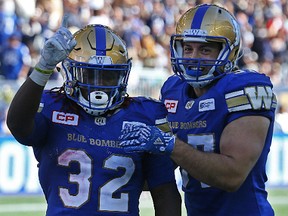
(170, 4), (241, 88)
(62, 24), (131, 116)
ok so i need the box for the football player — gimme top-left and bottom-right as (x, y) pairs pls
(119, 4), (276, 215)
(6, 17), (181, 216)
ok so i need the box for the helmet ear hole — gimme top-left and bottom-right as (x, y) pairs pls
(63, 24), (132, 116)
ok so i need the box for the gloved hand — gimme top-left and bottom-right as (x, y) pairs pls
(35, 15), (77, 74)
(119, 124), (175, 155)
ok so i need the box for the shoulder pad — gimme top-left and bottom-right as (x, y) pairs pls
(222, 71), (277, 112)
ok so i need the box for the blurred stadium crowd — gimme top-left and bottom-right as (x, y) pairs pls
(0, 0), (288, 134)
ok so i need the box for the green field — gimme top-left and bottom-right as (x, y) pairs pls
(0, 188), (287, 215)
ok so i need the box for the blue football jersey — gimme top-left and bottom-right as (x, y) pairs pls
(161, 70), (277, 216)
(19, 93), (175, 216)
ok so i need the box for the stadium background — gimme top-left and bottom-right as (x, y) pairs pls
(1, 0), (288, 215)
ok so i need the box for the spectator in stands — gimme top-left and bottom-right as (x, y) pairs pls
(0, 0), (18, 49)
(139, 33), (168, 68)
(0, 32), (31, 80)
(88, 0), (113, 27)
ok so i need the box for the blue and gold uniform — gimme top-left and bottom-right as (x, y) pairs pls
(161, 70), (276, 215)
(18, 93), (175, 216)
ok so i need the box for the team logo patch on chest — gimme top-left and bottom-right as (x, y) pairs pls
(164, 99), (178, 113)
(52, 111), (79, 125)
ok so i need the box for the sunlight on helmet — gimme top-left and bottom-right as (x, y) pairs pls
(62, 24), (132, 116)
(170, 4), (242, 88)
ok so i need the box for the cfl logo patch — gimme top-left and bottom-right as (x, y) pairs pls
(95, 117), (106, 126)
(52, 111), (79, 126)
(164, 99), (178, 113)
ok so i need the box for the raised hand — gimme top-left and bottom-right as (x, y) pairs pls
(119, 123), (175, 155)
(35, 15), (77, 74)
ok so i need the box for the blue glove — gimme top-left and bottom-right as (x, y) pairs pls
(35, 15), (77, 74)
(119, 124), (175, 155)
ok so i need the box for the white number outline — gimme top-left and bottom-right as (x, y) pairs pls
(58, 149), (135, 212)
(58, 149), (92, 208)
(99, 154), (135, 212)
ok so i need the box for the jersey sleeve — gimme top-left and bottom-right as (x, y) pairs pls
(222, 71), (277, 123)
(128, 97), (176, 189)
(142, 153), (176, 189)
(131, 97), (169, 126)
(160, 75), (181, 103)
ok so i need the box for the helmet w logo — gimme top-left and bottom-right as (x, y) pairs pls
(96, 56), (105, 64)
(89, 55), (113, 65)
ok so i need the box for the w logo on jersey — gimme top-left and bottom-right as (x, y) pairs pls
(245, 86), (274, 109)
(225, 86), (277, 112)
